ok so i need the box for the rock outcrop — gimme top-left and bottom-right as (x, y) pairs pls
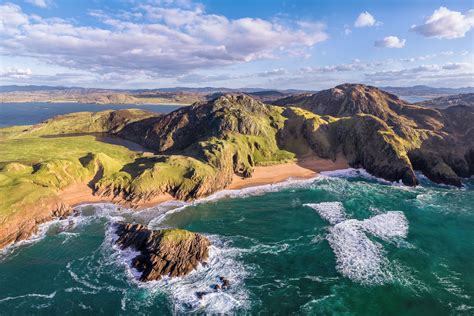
(115, 223), (210, 281)
(0, 197), (72, 249)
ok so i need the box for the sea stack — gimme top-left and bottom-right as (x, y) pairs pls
(115, 223), (210, 281)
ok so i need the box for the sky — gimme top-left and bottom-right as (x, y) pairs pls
(0, 0), (473, 89)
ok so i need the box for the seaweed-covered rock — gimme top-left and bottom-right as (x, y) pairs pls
(115, 223), (210, 281)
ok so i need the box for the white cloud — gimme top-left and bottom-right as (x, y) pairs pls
(0, 3), (328, 77)
(410, 7), (474, 39)
(374, 36), (406, 48)
(0, 67), (32, 78)
(354, 11), (376, 27)
(0, 3), (29, 35)
(25, 0), (51, 8)
(257, 68), (288, 77)
(442, 62), (470, 70)
(299, 60), (370, 74)
(366, 63), (473, 83)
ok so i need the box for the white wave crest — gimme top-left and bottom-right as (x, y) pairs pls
(327, 219), (390, 284)
(320, 168), (405, 186)
(360, 211), (408, 241)
(304, 202), (346, 225)
(309, 201), (410, 285)
(0, 291), (56, 303)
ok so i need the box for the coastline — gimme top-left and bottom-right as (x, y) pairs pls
(0, 157), (348, 250)
(229, 157), (349, 189)
(62, 156), (349, 206)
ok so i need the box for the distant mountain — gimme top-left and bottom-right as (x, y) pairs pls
(381, 85), (474, 97)
(0, 85), (311, 104)
(417, 93), (474, 109)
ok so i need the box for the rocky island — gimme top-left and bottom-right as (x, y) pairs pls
(115, 223), (210, 281)
(0, 84), (473, 250)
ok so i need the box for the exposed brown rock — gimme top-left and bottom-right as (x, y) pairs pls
(0, 197), (72, 249)
(115, 223), (210, 281)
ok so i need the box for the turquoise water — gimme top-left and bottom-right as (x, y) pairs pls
(0, 102), (182, 127)
(0, 171), (473, 315)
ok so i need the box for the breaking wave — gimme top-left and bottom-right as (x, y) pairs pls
(306, 202), (410, 285)
(304, 202), (346, 225)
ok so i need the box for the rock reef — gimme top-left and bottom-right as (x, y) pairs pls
(115, 223), (210, 281)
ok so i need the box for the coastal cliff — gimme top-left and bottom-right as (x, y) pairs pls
(1, 84), (473, 249)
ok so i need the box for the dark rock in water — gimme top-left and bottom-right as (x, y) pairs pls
(219, 276), (230, 289)
(115, 223), (210, 281)
(222, 279), (230, 289)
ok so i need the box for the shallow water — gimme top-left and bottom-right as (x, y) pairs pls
(0, 172), (473, 314)
(0, 102), (182, 127)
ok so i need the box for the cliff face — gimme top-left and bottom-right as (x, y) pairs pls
(115, 223), (210, 281)
(274, 84), (474, 186)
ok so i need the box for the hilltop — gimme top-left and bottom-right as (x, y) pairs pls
(0, 84), (473, 249)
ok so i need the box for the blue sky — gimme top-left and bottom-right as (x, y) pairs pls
(0, 0), (473, 89)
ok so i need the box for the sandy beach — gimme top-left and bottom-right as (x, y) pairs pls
(229, 157), (348, 189)
(60, 157), (349, 208)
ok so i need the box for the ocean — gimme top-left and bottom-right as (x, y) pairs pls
(0, 102), (182, 127)
(1, 171), (473, 315)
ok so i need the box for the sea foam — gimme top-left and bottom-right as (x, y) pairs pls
(308, 201), (409, 285)
(304, 202), (346, 225)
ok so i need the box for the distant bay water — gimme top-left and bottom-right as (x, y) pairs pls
(0, 102), (183, 128)
(398, 96), (432, 103)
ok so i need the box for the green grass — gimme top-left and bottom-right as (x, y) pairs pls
(160, 228), (195, 244)
(0, 135), (136, 167)
(0, 134), (139, 218)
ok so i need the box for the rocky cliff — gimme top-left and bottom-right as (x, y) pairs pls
(273, 84), (474, 186)
(115, 223), (210, 281)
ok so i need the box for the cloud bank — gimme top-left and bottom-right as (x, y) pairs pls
(0, 2), (328, 77)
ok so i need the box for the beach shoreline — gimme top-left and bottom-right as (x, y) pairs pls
(61, 156), (349, 208)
